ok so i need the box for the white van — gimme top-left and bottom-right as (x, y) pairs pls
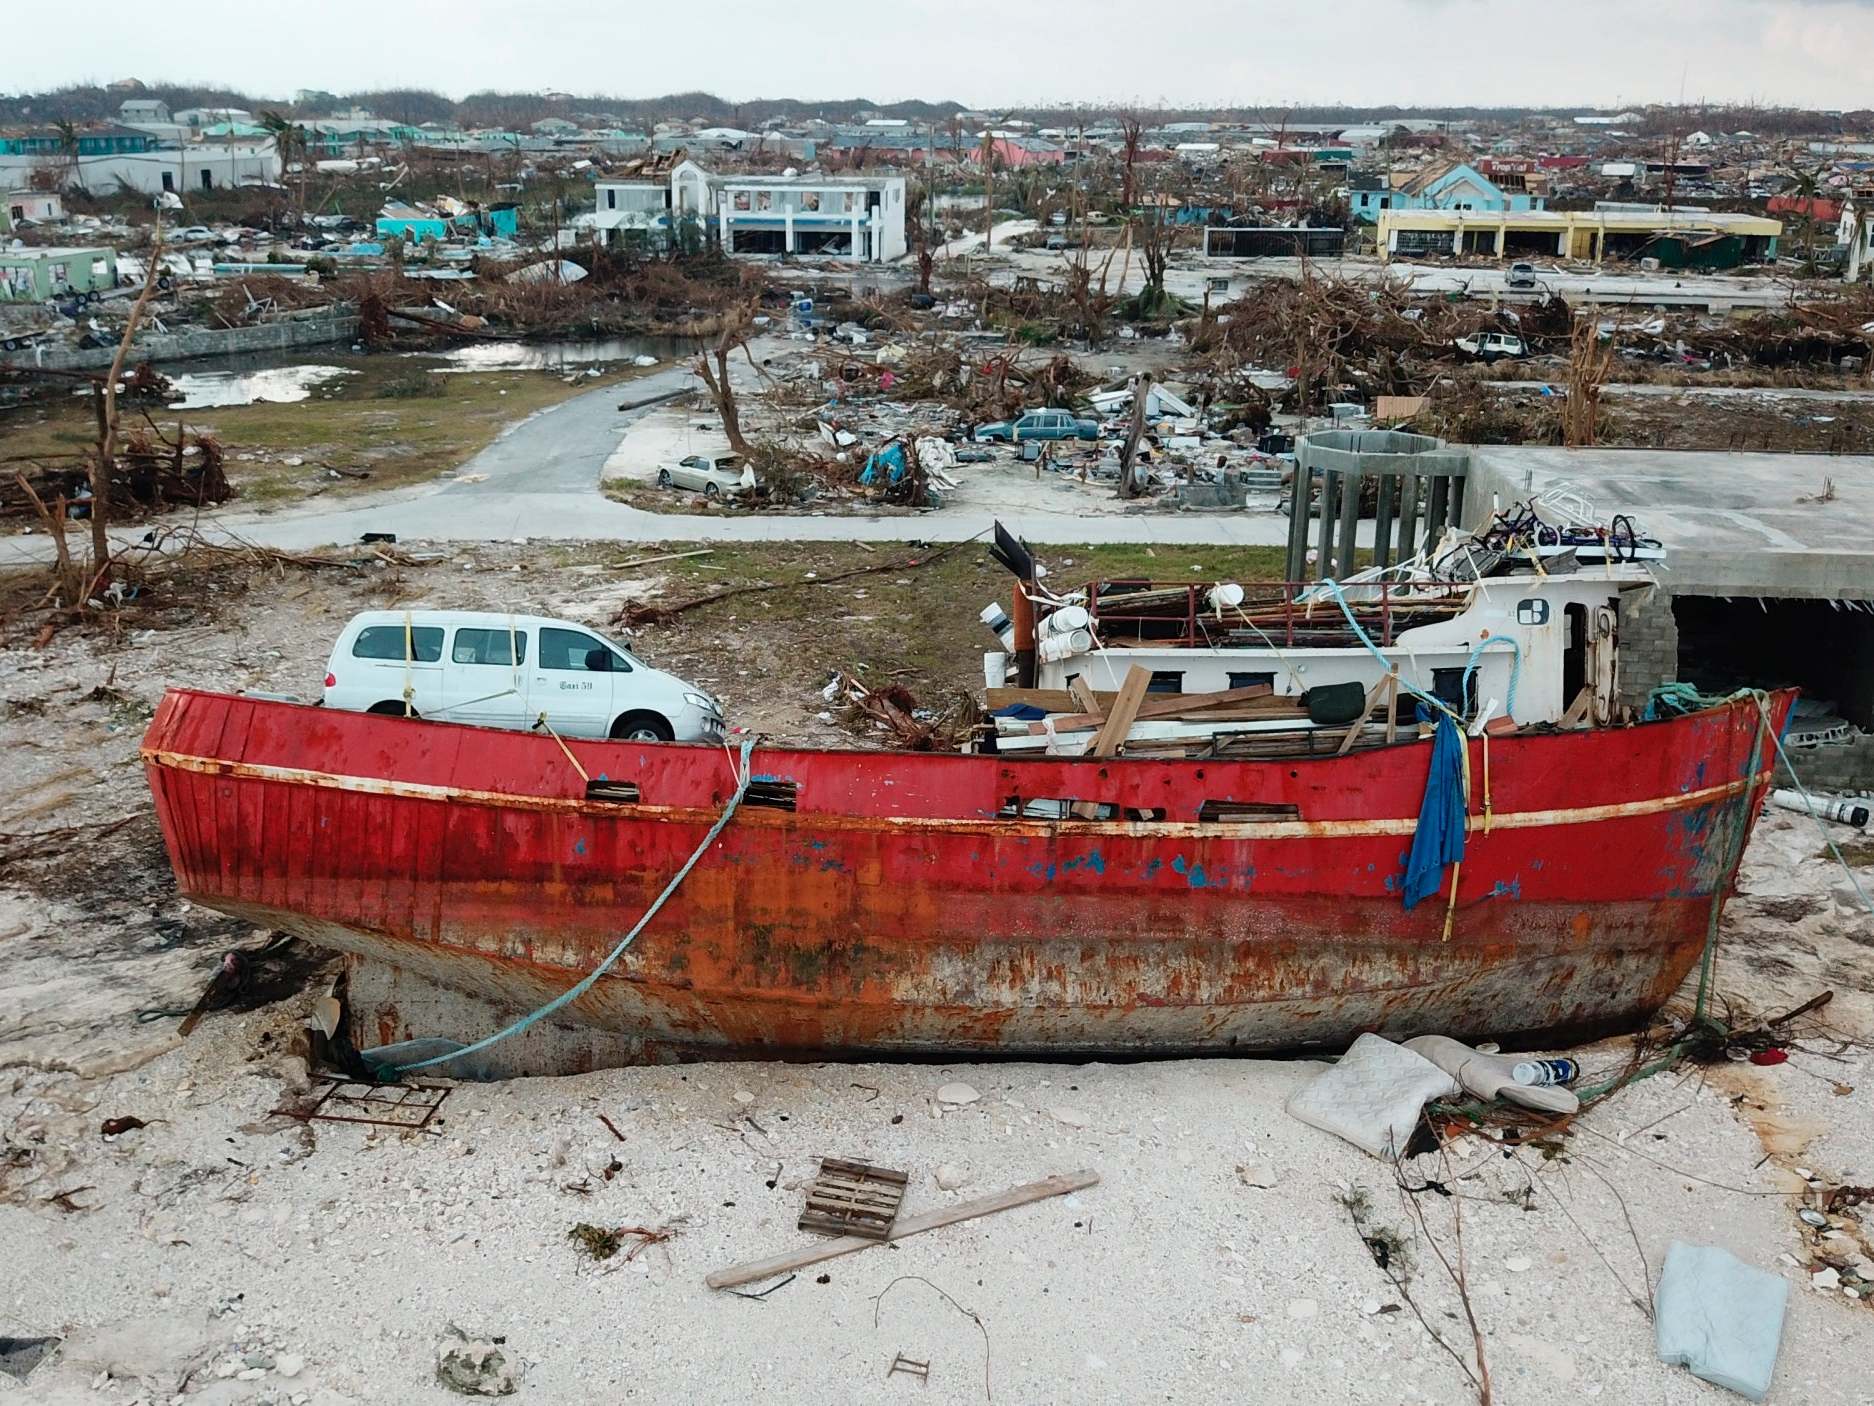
(322, 610), (725, 742)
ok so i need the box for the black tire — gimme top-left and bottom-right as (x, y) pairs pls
(657, 468), (672, 487)
(610, 710), (673, 742)
(703, 481), (721, 498)
(367, 700), (419, 718)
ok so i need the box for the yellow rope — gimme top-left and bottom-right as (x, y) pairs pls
(401, 610), (415, 716)
(535, 715), (590, 784)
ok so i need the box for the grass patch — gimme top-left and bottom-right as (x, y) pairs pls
(617, 538), (1288, 725)
(1825, 837), (1874, 868)
(1, 355), (651, 515)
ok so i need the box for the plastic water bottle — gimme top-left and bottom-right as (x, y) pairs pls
(1512, 1058), (1578, 1087)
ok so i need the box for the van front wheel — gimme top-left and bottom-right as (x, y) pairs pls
(611, 711), (673, 742)
(367, 700), (419, 718)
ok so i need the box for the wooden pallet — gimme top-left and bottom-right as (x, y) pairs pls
(797, 1157), (909, 1240)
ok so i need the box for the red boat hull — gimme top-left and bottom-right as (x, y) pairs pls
(141, 689), (1787, 1062)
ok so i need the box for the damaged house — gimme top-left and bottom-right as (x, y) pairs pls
(592, 161), (907, 261)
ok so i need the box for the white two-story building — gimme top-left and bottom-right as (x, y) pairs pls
(591, 160), (906, 263)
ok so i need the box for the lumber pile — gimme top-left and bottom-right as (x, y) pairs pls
(985, 667), (1405, 761)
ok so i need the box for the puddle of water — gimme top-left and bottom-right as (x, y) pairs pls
(166, 365), (358, 409)
(420, 335), (692, 374)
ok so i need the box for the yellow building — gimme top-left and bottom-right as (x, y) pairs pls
(1376, 207), (1781, 267)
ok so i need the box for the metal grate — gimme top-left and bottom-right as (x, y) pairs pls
(272, 1079), (451, 1131)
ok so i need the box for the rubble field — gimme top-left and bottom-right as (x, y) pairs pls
(1, 538), (1873, 1405)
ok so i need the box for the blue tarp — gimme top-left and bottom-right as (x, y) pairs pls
(1403, 711), (1467, 909)
(859, 442), (907, 486)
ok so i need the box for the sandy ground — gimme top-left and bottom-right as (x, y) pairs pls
(3, 551), (1874, 1404)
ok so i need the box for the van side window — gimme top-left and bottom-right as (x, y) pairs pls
(452, 627), (527, 666)
(353, 625), (443, 662)
(539, 626), (630, 673)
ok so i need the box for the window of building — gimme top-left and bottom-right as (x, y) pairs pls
(1227, 671), (1275, 691)
(1148, 670), (1185, 695)
(353, 625), (443, 662)
(606, 189), (616, 209)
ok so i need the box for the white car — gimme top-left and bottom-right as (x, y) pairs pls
(657, 453), (755, 498)
(322, 610), (725, 742)
(1455, 331), (1528, 362)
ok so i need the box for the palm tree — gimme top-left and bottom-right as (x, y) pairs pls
(259, 111), (309, 223)
(1789, 166), (1823, 277)
(52, 119), (81, 193)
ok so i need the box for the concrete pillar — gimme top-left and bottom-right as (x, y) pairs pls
(1494, 225), (1506, 257)
(784, 211), (794, 255)
(850, 211), (862, 263)
(718, 207), (729, 252)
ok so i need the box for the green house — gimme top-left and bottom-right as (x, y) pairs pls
(0, 246), (118, 301)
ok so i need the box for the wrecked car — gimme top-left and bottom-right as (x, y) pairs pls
(657, 453), (756, 499)
(1455, 332), (1528, 362)
(975, 409), (1100, 443)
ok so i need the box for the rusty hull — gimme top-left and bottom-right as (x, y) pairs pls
(140, 689), (1788, 1059)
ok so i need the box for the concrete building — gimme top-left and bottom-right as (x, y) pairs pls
(0, 123), (155, 157)
(0, 246), (117, 300)
(1466, 445), (1874, 788)
(669, 161), (905, 262)
(0, 142), (281, 196)
(1352, 160), (1542, 223)
(118, 98), (171, 124)
(589, 180), (672, 248)
(2, 190), (64, 230)
(1377, 207), (1779, 264)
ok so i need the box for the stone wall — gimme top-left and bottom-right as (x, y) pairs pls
(1616, 584), (1680, 710)
(1778, 734), (1874, 795)
(0, 312), (359, 373)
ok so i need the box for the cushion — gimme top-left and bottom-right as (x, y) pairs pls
(1286, 1032), (1461, 1159)
(1656, 1241), (1787, 1401)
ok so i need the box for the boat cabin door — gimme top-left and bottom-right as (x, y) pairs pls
(1562, 603), (1619, 725)
(1589, 605), (1618, 724)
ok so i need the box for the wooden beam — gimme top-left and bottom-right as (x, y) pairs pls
(1071, 664), (1150, 815)
(1027, 683), (1276, 735)
(705, 1170), (1099, 1290)
(1336, 674), (1395, 756)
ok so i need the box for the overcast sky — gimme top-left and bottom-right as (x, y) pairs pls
(10, 0), (1874, 112)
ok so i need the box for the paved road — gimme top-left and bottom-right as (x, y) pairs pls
(0, 364), (1299, 567)
(1487, 380), (1874, 402)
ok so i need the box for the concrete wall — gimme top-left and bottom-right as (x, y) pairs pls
(1778, 735), (1874, 794)
(1616, 586), (1680, 710)
(0, 312), (359, 371)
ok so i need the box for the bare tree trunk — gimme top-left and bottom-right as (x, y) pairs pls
(14, 473), (80, 606)
(693, 301), (757, 454)
(88, 234), (166, 591)
(1115, 372), (1153, 499)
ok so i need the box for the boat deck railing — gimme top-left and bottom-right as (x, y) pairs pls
(1083, 579), (1471, 650)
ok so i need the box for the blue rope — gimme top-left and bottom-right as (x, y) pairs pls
(384, 736), (758, 1074)
(1460, 635), (1521, 723)
(1318, 578), (1520, 724)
